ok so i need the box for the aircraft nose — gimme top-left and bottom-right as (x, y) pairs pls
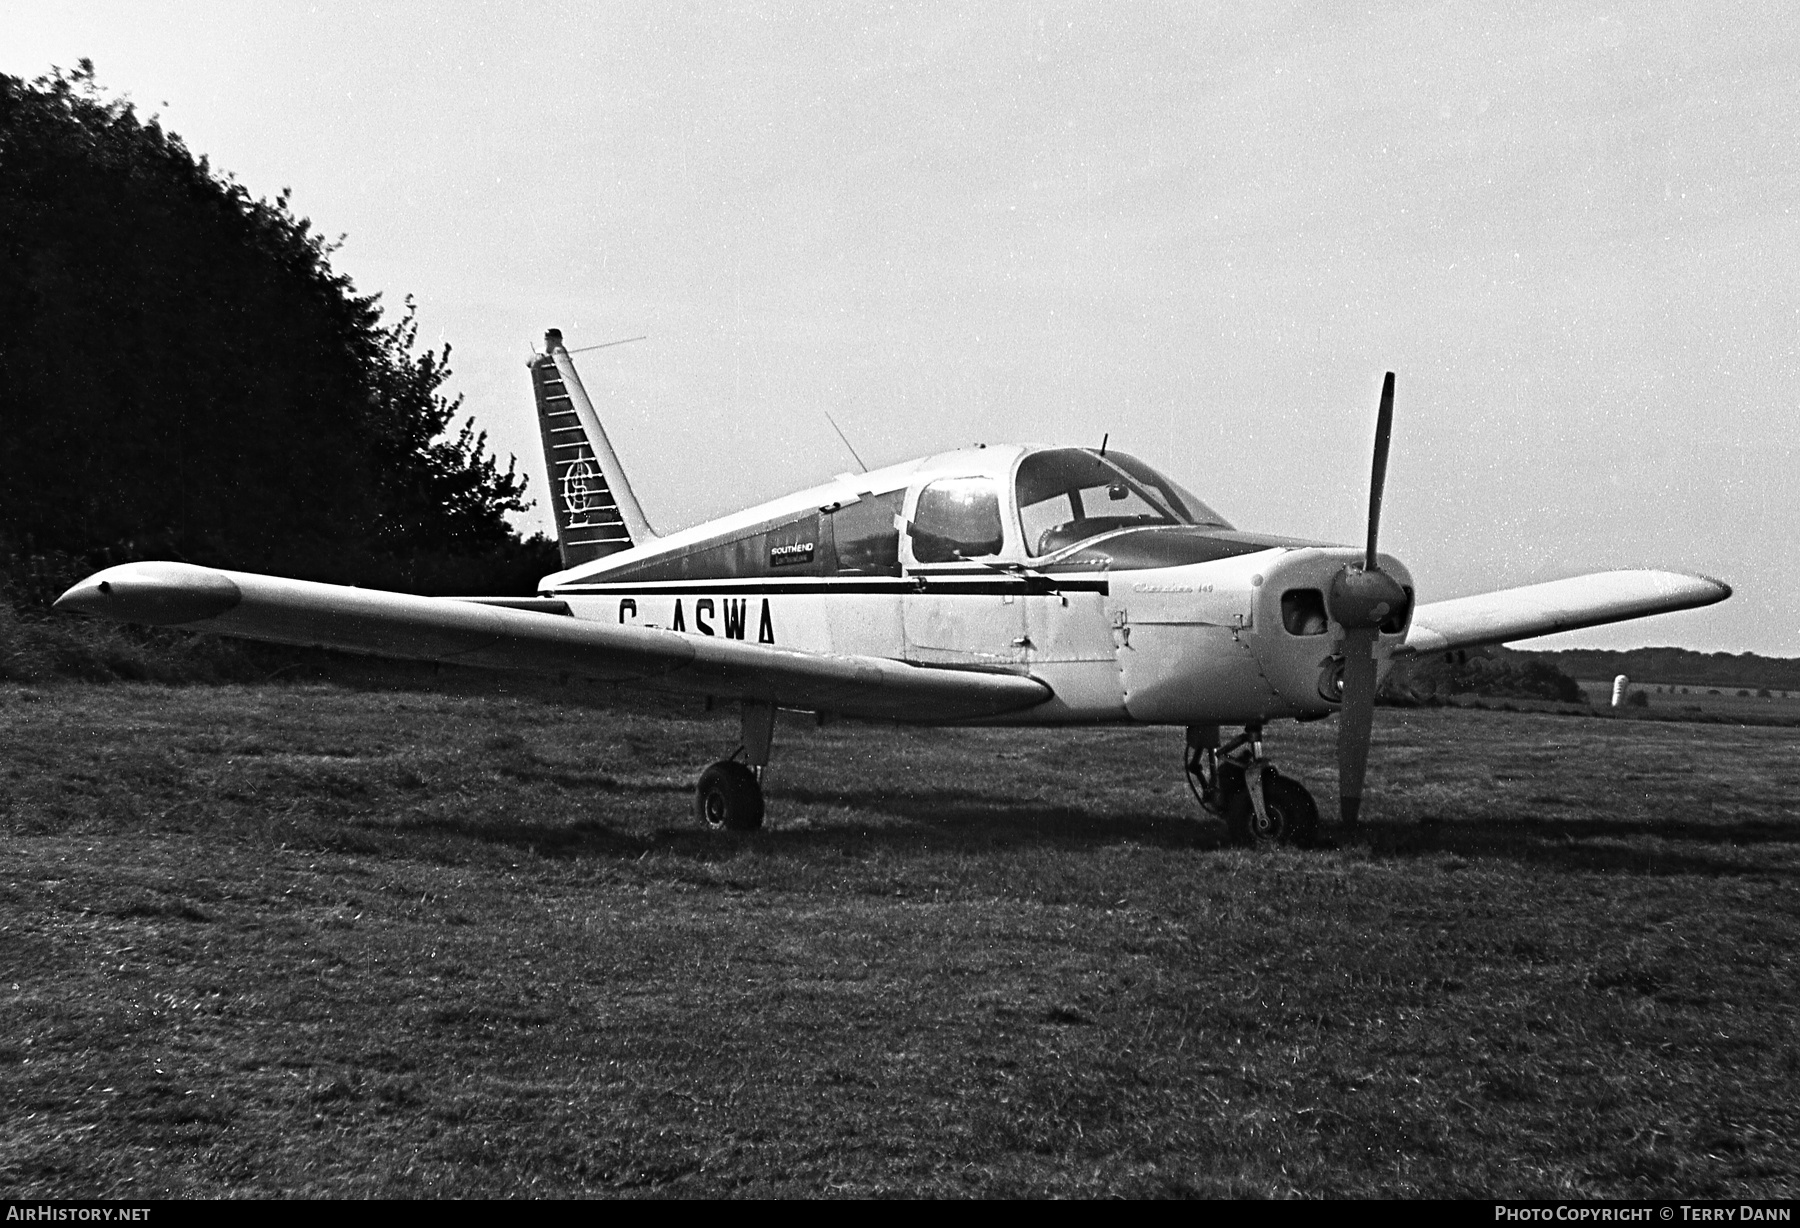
(54, 562), (242, 626)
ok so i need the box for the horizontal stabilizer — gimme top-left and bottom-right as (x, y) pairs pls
(1402, 570), (1731, 655)
(56, 562), (1051, 723)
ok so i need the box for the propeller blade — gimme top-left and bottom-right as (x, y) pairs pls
(1365, 371), (1395, 570)
(1335, 371), (1397, 827)
(1337, 626), (1378, 826)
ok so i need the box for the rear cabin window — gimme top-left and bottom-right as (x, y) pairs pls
(910, 478), (1004, 563)
(829, 489), (903, 575)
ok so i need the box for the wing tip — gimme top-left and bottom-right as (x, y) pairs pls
(1623, 568), (1732, 607)
(56, 561), (242, 626)
(1696, 573), (1733, 603)
(1666, 570), (1733, 606)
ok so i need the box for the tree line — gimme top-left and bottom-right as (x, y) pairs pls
(1523, 647), (1800, 692)
(0, 62), (555, 610)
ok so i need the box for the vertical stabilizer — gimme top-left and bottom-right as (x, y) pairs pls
(528, 329), (658, 569)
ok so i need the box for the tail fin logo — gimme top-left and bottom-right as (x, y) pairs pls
(561, 458), (600, 517)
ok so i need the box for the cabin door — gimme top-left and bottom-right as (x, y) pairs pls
(901, 581), (1030, 668)
(898, 475), (1028, 668)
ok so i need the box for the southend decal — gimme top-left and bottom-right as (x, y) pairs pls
(620, 596), (774, 643)
(769, 540), (816, 568)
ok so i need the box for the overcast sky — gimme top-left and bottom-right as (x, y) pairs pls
(10, 2), (1797, 654)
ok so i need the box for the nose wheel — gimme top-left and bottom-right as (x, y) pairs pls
(1222, 768), (1319, 848)
(1186, 725), (1321, 848)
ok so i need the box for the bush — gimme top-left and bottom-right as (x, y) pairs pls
(1381, 649), (1587, 705)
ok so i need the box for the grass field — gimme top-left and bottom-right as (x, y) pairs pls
(2, 678), (1796, 1197)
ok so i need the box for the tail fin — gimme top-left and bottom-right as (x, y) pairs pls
(528, 329), (658, 569)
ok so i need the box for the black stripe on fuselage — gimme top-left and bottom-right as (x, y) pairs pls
(548, 576), (1111, 597)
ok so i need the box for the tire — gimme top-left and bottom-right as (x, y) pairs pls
(1223, 768), (1319, 849)
(694, 760), (764, 832)
(1214, 762), (1246, 815)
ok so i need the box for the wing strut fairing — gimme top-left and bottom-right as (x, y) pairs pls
(53, 562), (1051, 723)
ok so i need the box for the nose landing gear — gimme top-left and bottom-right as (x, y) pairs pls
(1185, 724), (1320, 848)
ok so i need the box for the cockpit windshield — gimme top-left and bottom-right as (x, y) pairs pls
(1014, 448), (1231, 557)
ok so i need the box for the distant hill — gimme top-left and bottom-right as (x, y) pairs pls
(1512, 648), (1800, 692)
(1380, 645), (1800, 706)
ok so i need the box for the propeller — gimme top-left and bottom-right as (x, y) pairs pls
(1328, 372), (1409, 827)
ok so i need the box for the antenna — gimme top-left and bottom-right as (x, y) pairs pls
(566, 335), (647, 354)
(1099, 432), (1109, 457)
(822, 409), (869, 473)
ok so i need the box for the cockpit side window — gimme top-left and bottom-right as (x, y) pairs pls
(1104, 452), (1229, 529)
(910, 477), (1004, 563)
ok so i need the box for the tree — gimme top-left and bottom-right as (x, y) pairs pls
(0, 63), (546, 593)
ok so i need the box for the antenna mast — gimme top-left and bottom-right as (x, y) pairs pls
(823, 409), (869, 473)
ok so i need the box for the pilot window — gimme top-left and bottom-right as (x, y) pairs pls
(910, 478), (1004, 563)
(1104, 452), (1229, 528)
(1019, 479), (1169, 556)
(830, 489), (904, 576)
(1014, 447), (1226, 557)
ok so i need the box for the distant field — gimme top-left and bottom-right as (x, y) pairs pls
(1574, 679), (1800, 723)
(1, 679), (1796, 1197)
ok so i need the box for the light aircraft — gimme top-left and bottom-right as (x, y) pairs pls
(56, 331), (1730, 842)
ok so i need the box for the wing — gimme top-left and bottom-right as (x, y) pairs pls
(54, 562), (1051, 723)
(1401, 569), (1731, 655)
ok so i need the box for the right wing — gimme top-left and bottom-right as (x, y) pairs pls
(1401, 569), (1731, 656)
(54, 562), (1051, 723)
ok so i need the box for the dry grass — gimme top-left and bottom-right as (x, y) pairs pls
(1, 678), (1796, 1197)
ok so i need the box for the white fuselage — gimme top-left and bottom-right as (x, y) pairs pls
(549, 542), (1413, 726)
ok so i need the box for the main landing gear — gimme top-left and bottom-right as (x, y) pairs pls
(694, 700), (773, 832)
(1185, 724), (1320, 848)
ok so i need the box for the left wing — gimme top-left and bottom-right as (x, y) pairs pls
(54, 562), (1051, 723)
(1401, 569), (1731, 656)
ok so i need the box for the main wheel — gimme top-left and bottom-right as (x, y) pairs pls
(1223, 768), (1319, 848)
(694, 760), (765, 832)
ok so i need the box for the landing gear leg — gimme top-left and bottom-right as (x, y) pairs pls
(1188, 723), (1320, 848)
(694, 700), (773, 832)
(1242, 725), (1272, 830)
(1185, 724), (1228, 815)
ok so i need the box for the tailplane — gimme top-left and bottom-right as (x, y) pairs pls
(528, 329), (658, 569)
